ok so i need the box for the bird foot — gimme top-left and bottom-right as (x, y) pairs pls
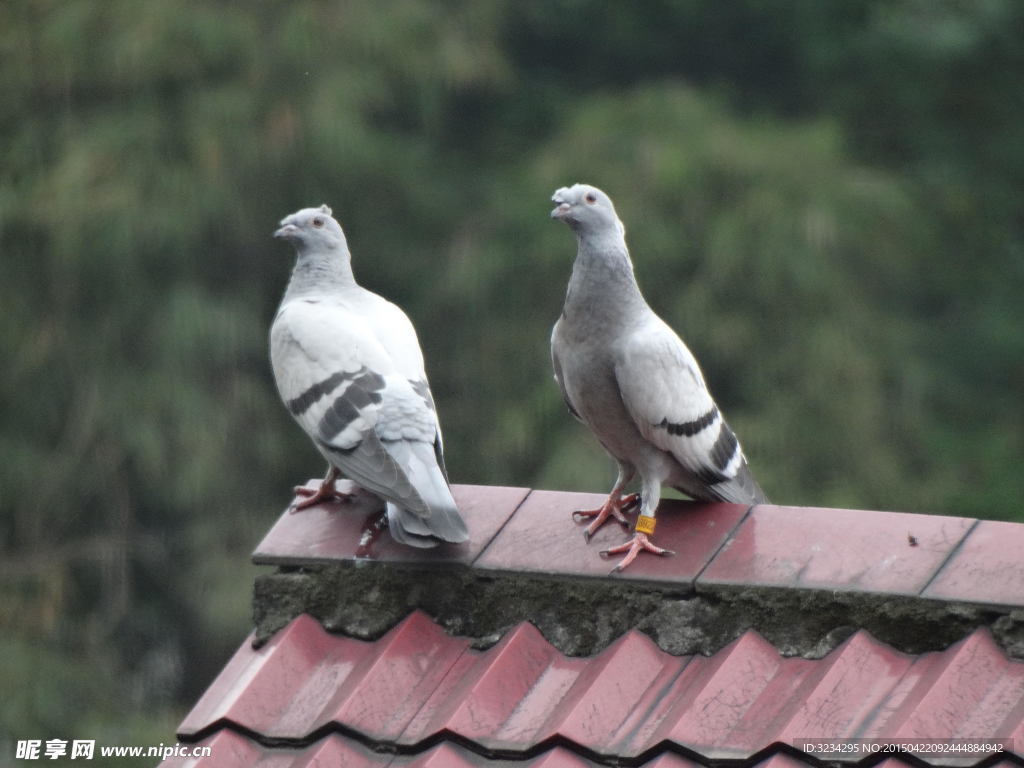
(290, 480), (355, 512)
(601, 532), (675, 573)
(573, 493), (640, 539)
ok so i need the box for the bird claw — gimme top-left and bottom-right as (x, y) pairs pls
(600, 533), (675, 573)
(573, 492), (641, 537)
(620, 493), (641, 513)
(572, 506), (627, 525)
(290, 483), (354, 512)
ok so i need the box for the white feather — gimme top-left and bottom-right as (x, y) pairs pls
(615, 316), (731, 479)
(270, 206), (468, 545)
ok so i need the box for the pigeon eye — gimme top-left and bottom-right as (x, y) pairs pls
(585, 192), (597, 204)
(312, 217), (324, 227)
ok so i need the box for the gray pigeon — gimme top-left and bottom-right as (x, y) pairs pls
(550, 184), (767, 571)
(270, 205), (468, 548)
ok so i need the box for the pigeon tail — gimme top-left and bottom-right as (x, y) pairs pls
(385, 503), (442, 548)
(674, 460), (768, 505)
(382, 439), (469, 545)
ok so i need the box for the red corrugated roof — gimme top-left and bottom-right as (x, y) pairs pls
(161, 485), (1024, 767)
(166, 611), (1024, 765)
(161, 729), (1024, 768)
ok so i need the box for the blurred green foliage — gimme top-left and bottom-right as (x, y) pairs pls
(1, 0), (1022, 756)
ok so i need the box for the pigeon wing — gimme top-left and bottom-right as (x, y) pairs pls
(615, 317), (765, 504)
(357, 294), (455, 486)
(551, 325), (583, 422)
(270, 300), (424, 510)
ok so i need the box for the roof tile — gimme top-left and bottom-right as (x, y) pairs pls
(163, 729), (1021, 768)
(923, 519), (1024, 606)
(177, 613), (349, 738)
(159, 733), (710, 767)
(252, 486), (1020, 608)
(327, 611), (470, 740)
(699, 504), (975, 594)
(880, 629), (1024, 742)
(774, 630), (910, 740)
(639, 756), (705, 768)
(179, 612), (470, 741)
(253, 483), (530, 566)
(161, 732), (943, 768)
(160, 730), (382, 767)
(552, 629), (683, 752)
(403, 620), (577, 747)
(474, 489), (748, 584)
(638, 630), (786, 757)
(176, 613), (1024, 765)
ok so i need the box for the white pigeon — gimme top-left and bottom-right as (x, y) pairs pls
(550, 184), (767, 571)
(270, 205), (469, 548)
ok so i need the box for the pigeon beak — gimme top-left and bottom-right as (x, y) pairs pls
(274, 224), (298, 239)
(550, 201), (572, 220)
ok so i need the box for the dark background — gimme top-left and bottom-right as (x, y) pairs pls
(2, 1), (1022, 761)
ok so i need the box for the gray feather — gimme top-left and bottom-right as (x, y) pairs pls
(382, 440), (468, 544)
(550, 183), (767, 520)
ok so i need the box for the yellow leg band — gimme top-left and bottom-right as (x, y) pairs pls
(635, 515), (657, 535)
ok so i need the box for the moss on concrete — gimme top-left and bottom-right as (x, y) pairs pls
(252, 562), (1023, 660)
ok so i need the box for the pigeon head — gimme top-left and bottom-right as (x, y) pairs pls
(274, 204), (348, 253)
(550, 183), (625, 238)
